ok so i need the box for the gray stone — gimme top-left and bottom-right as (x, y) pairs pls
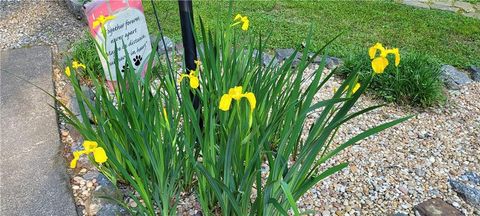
(449, 179), (480, 209)
(392, 212), (408, 216)
(468, 66), (480, 82)
(262, 53), (279, 66)
(175, 42), (184, 56)
(275, 48), (302, 61)
(326, 57), (343, 69)
(440, 65), (472, 89)
(86, 172), (125, 215)
(454, 1), (476, 13)
(252, 50), (279, 66)
(64, 0), (86, 20)
(0, 47), (77, 215)
(151, 35), (175, 55)
(430, 2), (459, 13)
(464, 12), (480, 19)
(403, 0), (430, 9)
(414, 198), (463, 216)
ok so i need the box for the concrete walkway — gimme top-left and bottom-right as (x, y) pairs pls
(1, 47), (77, 215)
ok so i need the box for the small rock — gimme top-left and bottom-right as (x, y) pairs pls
(72, 185), (80, 190)
(61, 130), (69, 137)
(449, 179), (480, 209)
(440, 65), (472, 90)
(415, 168), (426, 177)
(322, 210), (331, 216)
(87, 181), (93, 188)
(414, 198), (463, 216)
(128, 199), (137, 208)
(73, 176), (84, 183)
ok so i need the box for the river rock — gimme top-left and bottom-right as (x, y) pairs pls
(414, 198), (463, 216)
(440, 65), (472, 89)
(449, 179), (480, 209)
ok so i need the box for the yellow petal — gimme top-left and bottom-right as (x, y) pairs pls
(352, 83), (361, 94)
(65, 66), (71, 77)
(189, 76), (199, 89)
(83, 140), (98, 152)
(178, 74), (187, 83)
(219, 94), (233, 111)
(92, 20), (100, 28)
(234, 14), (242, 21)
(93, 147), (108, 164)
(229, 86), (243, 100)
(392, 48), (400, 66)
(371, 57), (389, 74)
(241, 20), (249, 31)
(70, 151), (84, 169)
(70, 158), (79, 169)
(194, 60), (201, 67)
(163, 107), (168, 119)
(105, 15), (115, 22)
(244, 92), (256, 111)
(368, 46), (377, 59)
(72, 61), (86, 69)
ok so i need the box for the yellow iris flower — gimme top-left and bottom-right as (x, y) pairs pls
(352, 83), (361, 94)
(178, 70), (200, 89)
(334, 83), (361, 95)
(231, 14), (250, 31)
(65, 66), (71, 77)
(72, 61), (86, 70)
(369, 43), (400, 74)
(92, 15), (115, 28)
(219, 86), (256, 112)
(70, 140), (108, 168)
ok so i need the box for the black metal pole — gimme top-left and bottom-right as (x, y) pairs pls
(178, 0), (197, 73)
(178, 0), (200, 110)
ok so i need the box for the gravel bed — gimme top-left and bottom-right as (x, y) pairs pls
(297, 65), (479, 216)
(0, 0), (85, 51)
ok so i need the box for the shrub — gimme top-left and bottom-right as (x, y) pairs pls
(338, 50), (445, 107)
(60, 13), (411, 215)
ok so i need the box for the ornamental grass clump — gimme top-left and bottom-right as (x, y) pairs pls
(61, 11), (411, 216)
(338, 48), (445, 107)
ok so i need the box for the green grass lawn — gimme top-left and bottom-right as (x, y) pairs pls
(143, 1), (479, 67)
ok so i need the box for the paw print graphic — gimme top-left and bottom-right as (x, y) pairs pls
(121, 62), (129, 73)
(133, 55), (142, 67)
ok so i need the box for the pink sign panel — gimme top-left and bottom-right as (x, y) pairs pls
(84, 0), (152, 81)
